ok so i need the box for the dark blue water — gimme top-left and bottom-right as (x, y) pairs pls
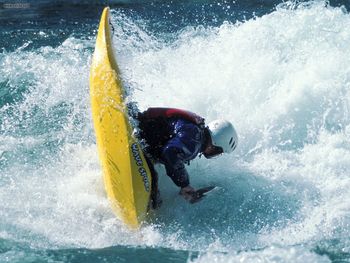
(1, 0), (350, 262)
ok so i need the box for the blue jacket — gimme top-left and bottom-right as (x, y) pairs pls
(160, 118), (205, 188)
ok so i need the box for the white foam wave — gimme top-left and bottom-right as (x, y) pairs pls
(120, 0), (350, 249)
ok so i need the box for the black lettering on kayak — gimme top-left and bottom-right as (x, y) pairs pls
(131, 143), (150, 192)
(131, 143), (143, 166)
(138, 167), (150, 192)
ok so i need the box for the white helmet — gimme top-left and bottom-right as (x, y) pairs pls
(208, 120), (238, 153)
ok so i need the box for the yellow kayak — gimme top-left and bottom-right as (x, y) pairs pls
(89, 7), (152, 229)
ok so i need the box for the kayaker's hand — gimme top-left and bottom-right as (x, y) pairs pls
(179, 185), (196, 201)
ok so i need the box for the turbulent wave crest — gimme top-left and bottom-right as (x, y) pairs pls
(1, 1), (350, 262)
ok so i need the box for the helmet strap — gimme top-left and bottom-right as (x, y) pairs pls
(201, 128), (211, 152)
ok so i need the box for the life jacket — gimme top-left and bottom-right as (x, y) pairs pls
(141, 107), (205, 128)
(137, 107), (205, 160)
